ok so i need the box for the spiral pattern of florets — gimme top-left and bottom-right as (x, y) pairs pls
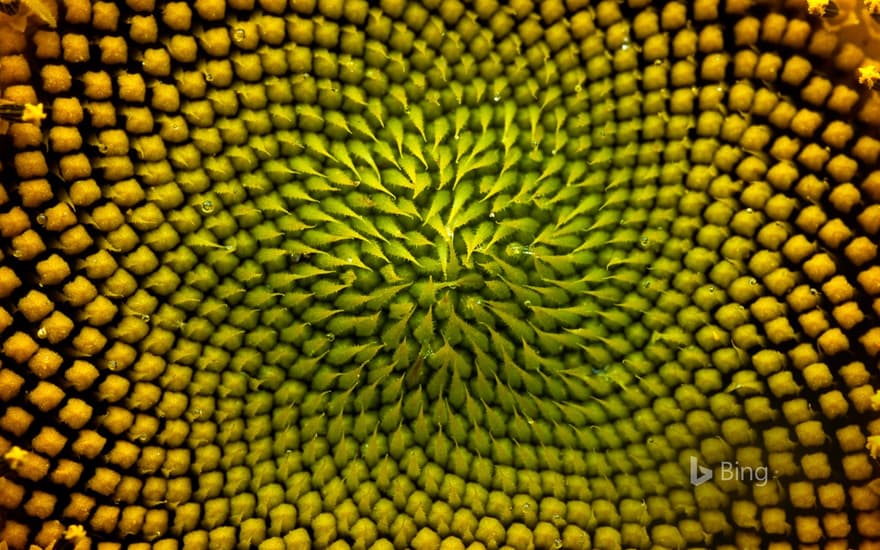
(1, 1), (880, 549)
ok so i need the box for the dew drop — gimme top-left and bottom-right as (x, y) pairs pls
(204, 72), (214, 82)
(523, 300), (532, 307)
(553, 539), (563, 549)
(108, 360), (118, 370)
(639, 236), (649, 247)
(233, 27), (246, 43)
(493, 95), (500, 102)
(36, 213), (47, 225)
(746, 207), (754, 213)
(36, 327), (47, 339)
(708, 286), (715, 293)
(326, 333), (335, 342)
(489, 212), (495, 219)
(200, 200), (214, 214)
(749, 278), (757, 285)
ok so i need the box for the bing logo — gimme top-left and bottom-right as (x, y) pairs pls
(690, 456), (713, 486)
(689, 456), (770, 487)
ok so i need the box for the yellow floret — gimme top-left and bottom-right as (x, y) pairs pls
(22, 102), (46, 123)
(806, 0), (833, 16)
(4, 445), (29, 468)
(859, 65), (880, 89)
(867, 435), (880, 458)
(65, 523), (88, 541)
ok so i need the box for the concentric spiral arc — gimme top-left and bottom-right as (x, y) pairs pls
(1, 0), (880, 548)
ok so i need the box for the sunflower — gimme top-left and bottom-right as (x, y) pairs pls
(1, 0), (880, 549)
